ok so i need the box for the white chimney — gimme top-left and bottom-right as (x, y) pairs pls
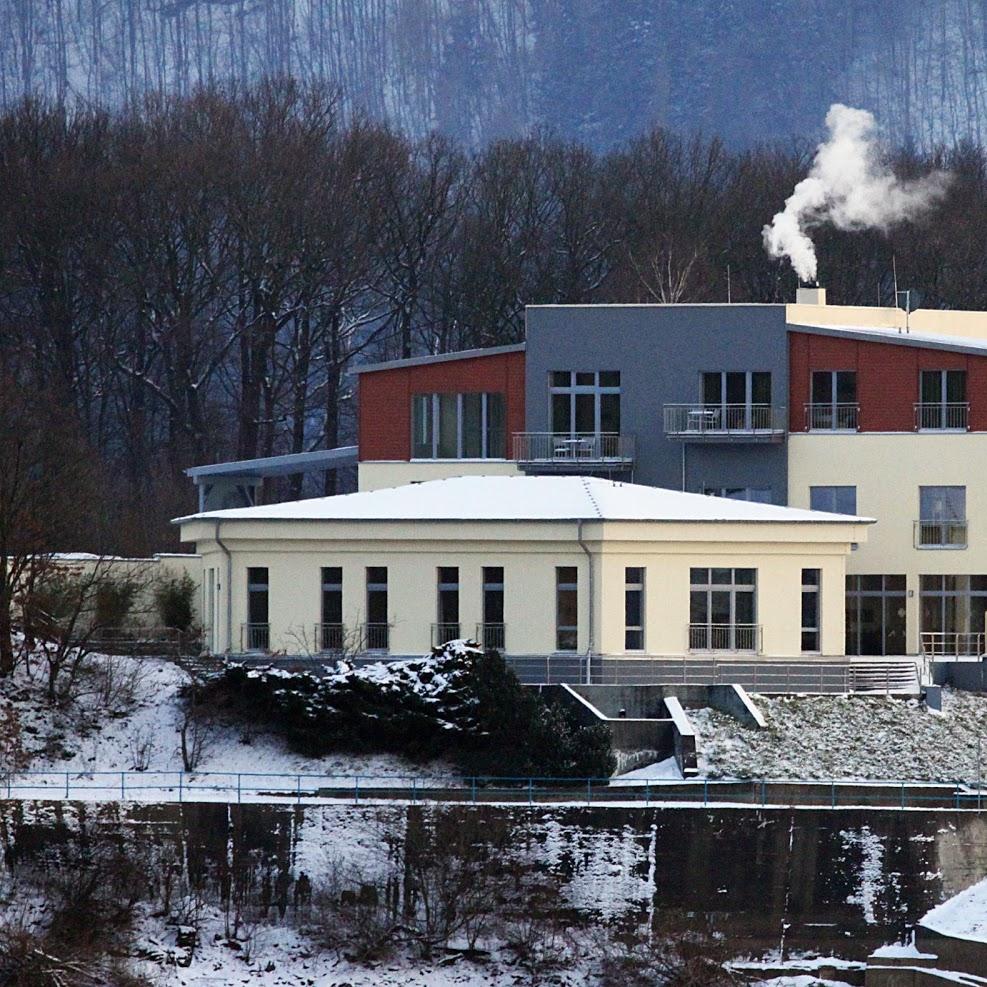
(796, 286), (826, 306)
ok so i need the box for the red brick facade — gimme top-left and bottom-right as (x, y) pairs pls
(789, 332), (987, 432)
(357, 350), (527, 461)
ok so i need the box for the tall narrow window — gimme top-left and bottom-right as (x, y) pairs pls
(481, 566), (505, 651)
(809, 371), (858, 430)
(246, 567), (269, 651)
(320, 567), (343, 651)
(549, 371), (621, 436)
(436, 566), (460, 644)
(919, 370), (967, 430)
(801, 569), (821, 652)
(917, 486), (967, 548)
(846, 575), (907, 656)
(556, 567), (578, 651)
(366, 567), (389, 651)
(625, 567), (645, 651)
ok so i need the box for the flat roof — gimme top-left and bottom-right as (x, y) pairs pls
(185, 446), (358, 480)
(174, 474), (874, 525)
(349, 343), (525, 376)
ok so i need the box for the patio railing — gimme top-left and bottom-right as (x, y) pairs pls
(687, 622), (761, 653)
(512, 432), (635, 465)
(663, 403), (786, 438)
(914, 519), (968, 549)
(920, 631), (985, 658)
(915, 402), (969, 431)
(240, 622), (270, 652)
(804, 403), (860, 431)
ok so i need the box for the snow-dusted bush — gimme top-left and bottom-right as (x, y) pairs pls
(203, 642), (614, 778)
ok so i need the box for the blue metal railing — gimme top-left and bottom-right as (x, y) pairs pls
(2, 770), (986, 810)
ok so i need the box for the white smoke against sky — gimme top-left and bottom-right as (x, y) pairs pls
(762, 103), (950, 283)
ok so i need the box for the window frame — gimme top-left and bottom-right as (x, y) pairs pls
(411, 392), (506, 460)
(624, 566), (645, 651)
(800, 568), (821, 653)
(549, 371), (621, 437)
(810, 485), (857, 515)
(555, 566), (579, 652)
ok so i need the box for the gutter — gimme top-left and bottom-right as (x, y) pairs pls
(214, 520), (233, 653)
(576, 519), (595, 677)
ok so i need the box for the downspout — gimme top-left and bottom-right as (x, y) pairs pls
(576, 519), (594, 683)
(214, 520), (233, 653)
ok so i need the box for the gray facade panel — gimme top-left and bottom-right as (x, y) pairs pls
(524, 305), (790, 503)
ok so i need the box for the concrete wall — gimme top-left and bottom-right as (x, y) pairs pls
(181, 516), (864, 657)
(789, 433), (987, 654)
(524, 304), (791, 501)
(930, 661), (987, 692)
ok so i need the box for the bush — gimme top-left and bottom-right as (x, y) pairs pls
(154, 573), (197, 632)
(200, 642), (615, 778)
(93, 578), (139, 630)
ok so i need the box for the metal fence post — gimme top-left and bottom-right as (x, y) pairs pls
(412, 777), (417, 804)
(237, 773), (242, 804)
(295, 775), (301, 804)
(587, 778), (592, 804)
(354, 775), (360, 805)
(900, 783), (906, 810)
(760, 780), (766, 807)
(645, 781), (650, 806)
(528, 779), (533, 806)
(831, 782), (836, 809)
(179, 772), (183, 803)
(471, 777), (477, 803)
(65, 772), (69, 799)
(120, 771), (125, 799)
(703, 779), (708, 806)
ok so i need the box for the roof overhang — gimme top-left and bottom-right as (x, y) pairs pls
(348, 343), (525, 376)
(184, 446), (358, 482)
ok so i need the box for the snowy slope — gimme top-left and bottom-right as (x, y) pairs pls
(691, 691), (987, 781)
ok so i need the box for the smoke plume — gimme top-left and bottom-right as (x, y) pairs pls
(762, 103), (950, 283)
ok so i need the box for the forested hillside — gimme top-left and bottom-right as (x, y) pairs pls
(2, 0), (987, 151)
(2, 82), (987, 556)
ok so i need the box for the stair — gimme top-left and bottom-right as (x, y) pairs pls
(848, 660), (920, 693)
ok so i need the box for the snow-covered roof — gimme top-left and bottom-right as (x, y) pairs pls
(174, 475), (873, 525)
(794, 322), (987, 355)
(921, 875), (987, 943)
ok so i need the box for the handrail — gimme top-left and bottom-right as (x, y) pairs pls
(431, 622), (462, 646)
(914, 518), (968, 549)
(914, 402), (969, 431)
(804, 402), (859, 431)
(920, 631), (985, 657)
(314, 622), (345, 652)
(663, 403), (786, 436)
(687, 622), (761, 653)
(512, 432), (635, 463)
(475, 622), (506, 651)
(240, 622), (270, 652)
(360, 622), (392, 652)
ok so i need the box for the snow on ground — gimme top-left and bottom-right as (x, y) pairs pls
(610, 755), (682, 784)
(691, 690), (987, 781)
(7, 653), (460, 784)
(921, 874), (987, 941)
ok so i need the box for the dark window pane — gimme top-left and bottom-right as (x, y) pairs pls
(625, 567), (644, 584)
(921, 370), (942, 405)
(462, 393), (483, 458)
(690, 568), (708, 585)
(734, 568), (756, 585)
(485, 393), (505, 458)
(412, 394), (433, 458)
(437, 394), (458, 458)
(557, 590), (578, 630)
(575, 371), (595, 385)
(811, 371), (832, 404)
(625, 589), (643, 627)
(802, 568), (820, 586)
(725, 371), (746, 404)
(599, 371), (621, 387)
(801, 630), (819, 651)
(836, 371), (857, 403)
(885, 575), (907, 592)
(575, 393), (595, 432)
(557, 567), (578, 585)
(367, 567), (388, 586)
(552, 392), (571, 434)
(690, 590), (708, 623)
(734, 592), (755, 624)
(751, 372), (771, 405)
(625, 629), (643, 650)
(947, 370), (966, 403)
(550, 371), (571, 387)
(860, 575), (884, 591)
(711, 568), (731, 584)
(702, 373), (721, 406)
(600, 392), (620, 433)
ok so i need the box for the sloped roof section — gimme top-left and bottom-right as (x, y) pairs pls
(174, 475), (873, 525)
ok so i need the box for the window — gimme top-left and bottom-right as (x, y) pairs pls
(701, 371), (772, 429)
(481, 567), (505, 651)
(320, 567), (343, 651)
(703, 486), (773, 503)
(625, 567), (645, 650)
(556, 566), (578, 651)
(365, 567), (389, 650)
(809, 371), (858, 430)
(689, 568), (757, 651)
(246, 567), (269, 650)
(846, 575), (907, 655)
(810, 486), (857, 515)
(801, 569), (821, 652)
(919, 370), (967, 430)
(436, 566), (460, 643)
(917, 486), (967, 548)
(920, 575), (987, 640)
(411, 392), (506, 459)
(550, 371), (620, 436)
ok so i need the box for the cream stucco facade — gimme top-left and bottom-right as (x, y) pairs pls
(358, 459), (522, 491)
(179, 512), (867, 660)
(789, 432), (987, 653)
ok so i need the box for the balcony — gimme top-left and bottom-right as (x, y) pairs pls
(240, 622), (270, 652)
(914, 519), (968, 549)
(476, 622), (506, 652)
(663, 404), (786, 442)
(688, 622), (761, 653)
(361, 622), (391, 652)
(513, 432), (635, 471)
(315, 622), (345, 653)
(915, 402), (969, 431)
(431, 622), (461, 646)
(804, 403), (859, 431)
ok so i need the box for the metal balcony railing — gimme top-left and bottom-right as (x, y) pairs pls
(512, 432), (635, 465)
(315, 623), (345, 652)
(663, 404), (786, 438)
(688, 622), (761, 653)
(804, 403), (859, 431)
(914, 519), (968, 549)
(476, 622), (506, 652)
(361, 622), (391, 652)
(915, 402), (969, 431)
(240, 622), (270, 652)
(431, 622), (461, 646)
(920, 631), (985, 658)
